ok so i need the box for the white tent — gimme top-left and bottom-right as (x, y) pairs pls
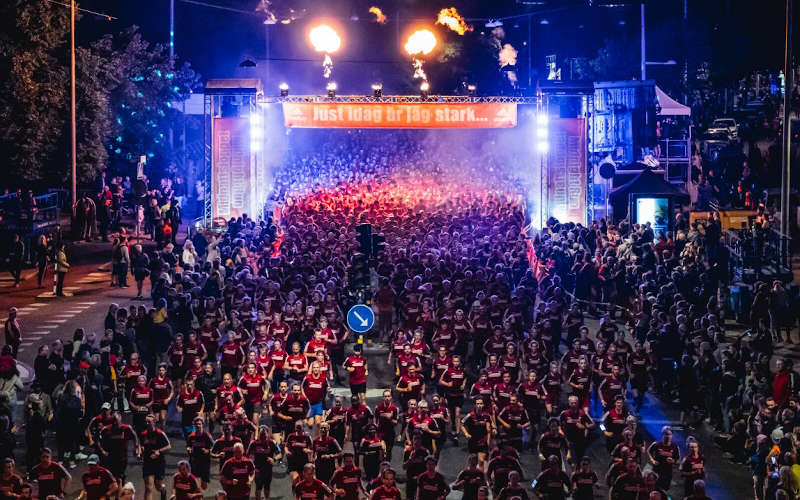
(655, 86), (691, 116)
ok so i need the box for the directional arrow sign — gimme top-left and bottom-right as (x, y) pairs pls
(347, 304), (375, 333)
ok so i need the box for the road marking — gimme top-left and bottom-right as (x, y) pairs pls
(77, 302), (97, 305)
(88, 272), (108, 277)
(42, 319), (68, 324)
(28, 303), (47, 307)
(19, 342), (32, 347)
(29, 331), (53, 335)
(37, 292), (73, 298)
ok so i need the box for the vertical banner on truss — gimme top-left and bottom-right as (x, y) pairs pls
(212, 117), (252, 224)
(547, 118), (587, 224)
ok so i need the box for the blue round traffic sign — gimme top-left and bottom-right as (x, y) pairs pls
(347, 304), (375, 333)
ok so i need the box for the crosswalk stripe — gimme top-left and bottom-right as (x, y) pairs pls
(42, 319), (68, 324)
(19, 342), (33, 347)
(28, 303), (47, 307)
(29, 331), (52, 335)
(77, 302), (97, 305)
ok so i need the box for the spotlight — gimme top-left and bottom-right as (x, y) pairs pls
(420, 81), (430, 98)
(537, 141), (549, 153)
(279, 82), (289, 97)
(536, 114), (548, 126)
(327, 82), (337, 98)
(467, 84), (476, 96)
(372, 83), (383, 98)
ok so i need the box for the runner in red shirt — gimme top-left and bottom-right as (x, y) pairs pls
(0, 458), (23, 500)
(278, 384), (311, 431)
(312, 423), (341, 484)
(220, 443), (255, 500)
(438, 354), (466, 441)
(343, 344), (368, 402)
(301, 362), (329, 428)
(369, 468), (401, 500)
(285, 421), (313, 482)
(171, 460), (202, 500)
(149, 364), (174, 428)
(303, 330), (329, 361)
(98, 412), (139, 484)
(219, 337), (246, 380)
(395, 344), (420, 379)
(211, 425), (244, 472)
(329, 452), (364, 500)
(79, 455), (117, 500)
(395, 364), (425, 409)
(268, 380), (289, 444)
(30, 448), (71, 500)
(129, 375), (153, 436)
(176, 378), (205, 439)
(247, 426), (280, 500)
(292, 463), (332, 499)
(267, 340), (287, 391)
(373, 390), (399, 460)
(285, 342), (309, 386)
(238, 362), (269, 426)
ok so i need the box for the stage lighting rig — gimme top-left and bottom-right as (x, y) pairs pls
(279, 83), (289, 97)
(467, 84), (476, 96)
(372, 83), (383, 98)
(327, 81), (337, 98)
(420, 81), (430, 98)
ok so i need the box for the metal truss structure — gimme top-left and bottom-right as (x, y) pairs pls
(259, 95), (541, 104)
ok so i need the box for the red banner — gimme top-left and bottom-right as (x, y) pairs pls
(212, 117), (251, 223)
(547, 118), (587, 224)
(282, 102), (517, 129)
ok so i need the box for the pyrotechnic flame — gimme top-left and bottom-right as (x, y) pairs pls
(412, 59), (427, 80)
(404, 29), (437, 56)
(309, 24), (341, 79)
(309, 24), (341, 54)
(499, 43), (517, 67)
(369, 6), (387, 24)
(436, 7), (471, 35)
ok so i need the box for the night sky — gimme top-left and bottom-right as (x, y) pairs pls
(76, 0), (790, 93)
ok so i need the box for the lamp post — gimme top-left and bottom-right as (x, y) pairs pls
(70, 0), (76, 205)
(781, 0), (793, 268)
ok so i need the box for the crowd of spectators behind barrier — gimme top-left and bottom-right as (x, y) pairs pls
(0, 129), (798, 500)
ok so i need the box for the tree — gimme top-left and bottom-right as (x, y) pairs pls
(0, 0), (69, 186)
(92, 27), (200, 178)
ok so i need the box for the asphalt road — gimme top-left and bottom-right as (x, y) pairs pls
(0, 248), (757, 499)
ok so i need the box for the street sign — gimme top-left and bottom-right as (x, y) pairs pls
(346, 304), (375, 333)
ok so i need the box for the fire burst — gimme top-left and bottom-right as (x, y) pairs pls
(436, 7), (471, 35)
(404, 29), (436, 81)
(369, 6), (387, 24)
(309, 24), (341, 78)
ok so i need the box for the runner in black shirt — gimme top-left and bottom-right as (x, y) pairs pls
(415, 456), (450, 500)
(496, 470), (529, 500)
(186, 418), (213, 490)
(570, 457), (598, 500)
(452, 454), (487, 499)
(139, 414), (170, 500)
(247, 426), (279, 500)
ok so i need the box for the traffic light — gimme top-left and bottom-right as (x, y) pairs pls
(371, 233), (386, 259)
(356, 223), (372, 256)
(348, 253), (370, 290)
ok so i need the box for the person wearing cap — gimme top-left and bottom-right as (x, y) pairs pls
(77, 455), (117, 500)
(85, 403), (114, 455)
